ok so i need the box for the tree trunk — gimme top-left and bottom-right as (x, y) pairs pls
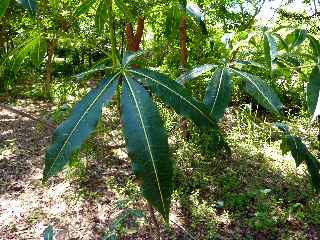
(178, 15), (189, 139)
(44, 40), (55, 99)
(179, 15), (188, 67)
(125, 16), (145, 52)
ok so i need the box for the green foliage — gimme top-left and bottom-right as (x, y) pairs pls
(42, 226), (54, 240)
(16, 0), (37, 14)
(44, 76), (119, 181)
(95, 0), (108, 33)
(176, 64), (217, 85)
(203, 66), (231, 120)
(263, 32), (278, 71)
(44, 52), (222, 220)
(307, 65), (320, 121)
(277, 124), (320, 191)
(121, 74), (172, 220)
(0, 0), (11, 16)
(285, 29), (307, 51)
(232, 69), (283, 116)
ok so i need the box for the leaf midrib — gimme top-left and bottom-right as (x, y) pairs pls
(209, 67), (224, 115)
(129, 68), (216, 126)
(232, 69), (278, 113)
(46, 73), (120, 176)
(123, 73), (166, 213)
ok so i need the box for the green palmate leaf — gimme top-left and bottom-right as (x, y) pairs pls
(121, 73), (172, 221)
(43, 226), (54, 240)
(232, 69), (283, 115)
(95, 0), (108, 32)
(15, 0), (37, 14)
(307, 65), (320, 121)
(281, 134), (320, 191)
(0, 0), (11, 16)
(203, 67), (231, 121)
(129, 67), (218, 129)
(263, 32), (277, 70)
(43, 75), (119, 181)
(186, 2), (207, 34)
(176, 64), (217, 85)
(31, 36), (47, 66)
(75, 0), (97, 16)
(307, 34), (320, 63)
(285, 29), (307, 50)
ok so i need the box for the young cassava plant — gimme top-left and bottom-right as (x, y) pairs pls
(175, 31), (320, 190)
(43, 51), (222, 221)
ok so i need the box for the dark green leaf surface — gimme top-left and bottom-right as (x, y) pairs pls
(43, 75), (119, 181)
(232, 69), (283, 115)
(281, 134), (320, 191)
(176, 64), (217, 85)
(307, 66), (320, 121)
(0, 0), (11, 16)
(15, 0), (37, 14)
(307, 34), (320, 63)
(43, 226), (54, 240)
(75, 0), (97, 16)
(263, 32), (277, 70)
(203, 67), (231, 121)
(95, 0), (108, 32)
(285, 29), (307, 50)
(282, 135), (308, 166)
(121, 73), (172, 221)
(129, 68), (218, 129)
(274, 122), (289, 134)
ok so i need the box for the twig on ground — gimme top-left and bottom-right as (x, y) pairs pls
(0, 103), (56, 130)
(170, 219), (196, 240)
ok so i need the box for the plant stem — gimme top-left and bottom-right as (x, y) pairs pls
(148, 202), (161, 240)
(106, 0), (117, 67)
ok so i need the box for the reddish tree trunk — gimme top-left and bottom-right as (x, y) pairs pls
(179, 15), (188, 67)
(125, 16), (145, 52)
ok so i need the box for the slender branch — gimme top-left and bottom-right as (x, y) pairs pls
(106, 0), (118, 67)
(0, 103), (56, 129)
